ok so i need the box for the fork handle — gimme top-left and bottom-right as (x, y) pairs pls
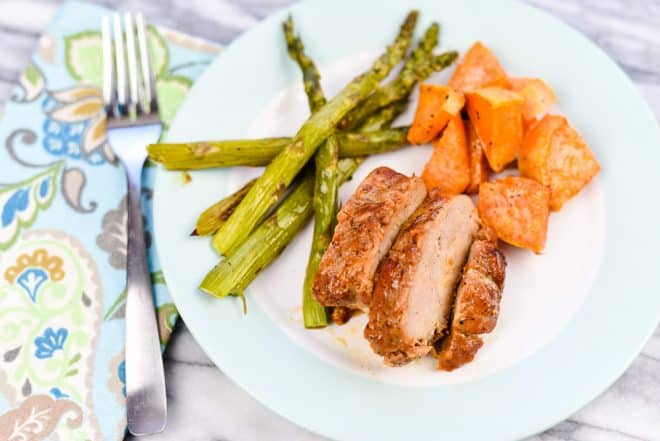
(125, 167), (167, 435)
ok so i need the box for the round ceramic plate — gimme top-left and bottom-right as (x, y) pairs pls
(153, 0), (660, 439)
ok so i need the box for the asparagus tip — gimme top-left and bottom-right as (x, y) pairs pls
(283, 14), (293, 32)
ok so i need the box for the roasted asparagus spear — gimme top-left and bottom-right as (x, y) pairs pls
(283, 15), (326, 111)
(192, 178), (255, 236)
(285, 15), (337, 327)
(147, 127), (409, 170)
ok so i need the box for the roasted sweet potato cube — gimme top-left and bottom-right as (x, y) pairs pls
(465, 120), (490, 194)
(509, 77), (557, 122)
(466, 87), (524, 172)
(519, 114), (600, 211)
(449, 41), (509, 92)
(518, 114), (564, 183)
(408, 84), (464, 144)
(422, 115), (470, 195)
(478, 176), (550, 253)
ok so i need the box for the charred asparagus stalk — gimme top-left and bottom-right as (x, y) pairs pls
(148, 138), (288, 169)
(147, 127), (409, 170)
(285, 16), (336, 327)
(304, 136), (339, 327)
(192, 178), (255, 236)
(354, 100), (407, 133)
(338, 127), (408, 157)
(211, 11), (418, 256)
(283, 15), (326, 111)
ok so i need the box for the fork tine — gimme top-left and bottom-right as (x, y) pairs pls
(124, 13), (140, 116)
(112, 13), (127, 116)
(135, 13), (157, 115)
(101, 15), (115, 117)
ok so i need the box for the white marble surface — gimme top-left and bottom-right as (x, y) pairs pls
(1, 0), (659, 440)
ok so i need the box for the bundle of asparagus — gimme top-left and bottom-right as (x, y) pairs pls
(147, 11), (458, 328)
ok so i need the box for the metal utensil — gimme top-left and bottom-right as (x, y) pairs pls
(101, 12), (167, 436)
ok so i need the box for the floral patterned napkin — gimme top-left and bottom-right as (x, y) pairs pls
(0, 1), (220, 439)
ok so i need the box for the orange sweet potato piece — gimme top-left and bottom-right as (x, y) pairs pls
(466, 87), (524, 172)
(465, 120), (490, 194)
(518, 114), (564, 183)
(478, 176), (550, 253)
(519, 114), (600, 211)
(407, 84), (465, 145)
(422, 115), (470, 195)
(509, 77), (557, 122)
(522, 117), (538, 135)
(449, 41), (509, 92)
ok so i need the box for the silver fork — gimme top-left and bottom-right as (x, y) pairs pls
(102, 12), (167, 436)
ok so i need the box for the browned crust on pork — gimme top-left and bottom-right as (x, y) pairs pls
(437, 331), (484, 371)
(313, 167), (426, 310)
(364, 194), (449, 366)
(437, 226), (506, 371)
(453, 240), (506, 334)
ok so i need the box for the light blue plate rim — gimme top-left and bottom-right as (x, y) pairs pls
(153, 0), (660, 440)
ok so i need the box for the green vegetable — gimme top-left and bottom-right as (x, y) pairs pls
(147, 138), (289, 170)
(147, 128), (409, 170)
(301, 134), (337, 326)
(192, 178), (255, 236)
(285, 14), (332, 327)
(337, 127), (408, 157)
(358, 100), (408, 133)
(283, 15), (326, 111)
(211, 10), (418, 256)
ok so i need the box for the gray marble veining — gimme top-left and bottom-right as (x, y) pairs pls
(0, 1), (658, 440)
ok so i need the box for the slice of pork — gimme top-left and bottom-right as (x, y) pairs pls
(437, 226), (506, 371)
(313, 167), (426, 311)
(365, 193), (479, 365)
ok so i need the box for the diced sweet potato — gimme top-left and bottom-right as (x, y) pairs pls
(422, 115), (470, 195)
(465, 120), (490, 194)
(518, 114), (564, 184)
(519, 114), (600, 211)
(449, 41), (509, 92)
(478, 176), (550, 253)
(466, 87), (524, 172)
(509, 77), (557, 122)
(408, 84), (465, 144)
